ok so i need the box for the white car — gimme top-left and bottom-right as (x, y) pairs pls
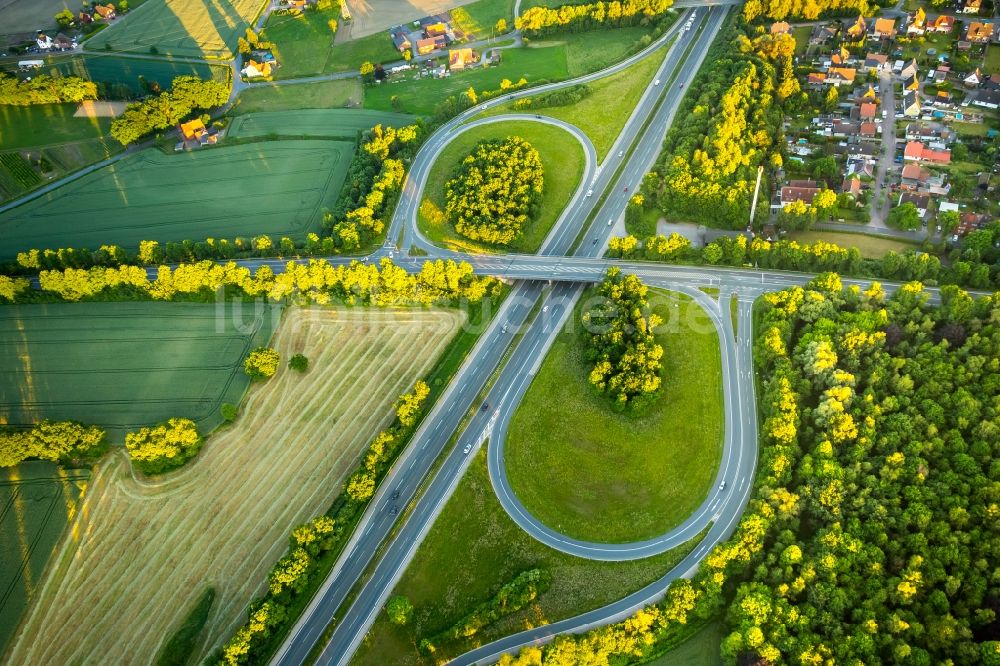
(719, 481), (726, 491)
(586, 189), (593, 197)
(463, 443), (472, 455)
(654, 79), (660, 86)
(607, 219), (613, 226)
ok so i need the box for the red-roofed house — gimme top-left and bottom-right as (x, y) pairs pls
(827, 67), (857, 86)
(860, 102), (877, 119)
(966, 21), (994, 43)
(860, 121), (878, 137)
(874, 17), (897, 38)
(781, 180), (821, 206)
(928, 15), (955, 33)
(904, 141), (952, 163)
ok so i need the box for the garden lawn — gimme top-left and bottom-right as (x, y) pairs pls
(365, 45), (570, 115)
(227, 109), (414, 139)
(0, 302), (279, 440)
(417, 120), (584, 254)
(6, 307), (465, 665)
(792, 26), (810, 55)
(0, 462), (89, 655)
(0, 139), (353, 258)
(0, 105), (111, 151)
(787, 230), (919, 259)
(479, 41), (666, 158)
(232, 79), (362, 114)
(42, 53), (229, 93)
(351, 450), (705, 666)
(986, 44), (1000, 75)
(85, 0), (268, 58)
(506, 289), (723, 543)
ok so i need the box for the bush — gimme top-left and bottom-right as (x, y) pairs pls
(244, 347), (280, 380)
(156, 588), (216, 666)
(386, 595), (414, 625)
(288, 353), (308, 373)
(220, 403), (238, 422)
(125, 418), (203, 475)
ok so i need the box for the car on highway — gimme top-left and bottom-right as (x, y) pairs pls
(679, 83), (684, 88)
(607, 219), (613, 226)
(462, 443), (472, 455)
(586, 189), (593, 197)
(543, 305), (549, 312)
(389, 506), (399, 515)
(481, 402), (489, 412)
(618, 150), (623, 157)
(654, 79), (660, 86)
(391, 489), (400, 500)
(719, 481), (726, 491)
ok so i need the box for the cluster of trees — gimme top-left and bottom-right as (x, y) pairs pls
(644, 19), (786, 229)
(0, 275), (30, 303)
(7, 257), (496, 306)
(244, 347), (279, 379)
(124, 417), (202, 475)
(583, 268), (663, 406)
(215, 515), (338, 665)
(325, 123), (420, 251)
(0, 73), (97, 105)
(110, 75), (230, 145)
(514, 84), (592, 110)
(0, 420), (106, 467)
(501, 277), (1000, 665)
(420, 569), (552, 655)
(515, 0), (674, 38)
(445, 137), (544, 246)
(386, 596), (415, 625)
(743, 0), (873, 22)
(608, 232), (692, 260)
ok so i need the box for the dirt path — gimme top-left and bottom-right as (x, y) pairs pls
(5, 307), (463, 665)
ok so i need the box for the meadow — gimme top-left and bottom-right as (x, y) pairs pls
(5, 307), (464, 665)
(85, 0), (268, 58)
(0, 302), (279, 440)
(227, 109), (414, 139)
(506, 290), (723, 543)
(0, 140), (353, 258)
(0, 462), (89, 654)
(232, 79), (363, 114)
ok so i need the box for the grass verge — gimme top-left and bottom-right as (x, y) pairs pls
(417, 120), (584, 254)
(505, 288), (723, 543)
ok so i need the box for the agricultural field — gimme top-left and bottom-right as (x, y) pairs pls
(85, 0), (269, 58)
(645, 622), (724, 666)
(0, 462), (89, 655)
(506, 290), (723, 543)
(5, 307), (465, 665)
(0, 0), (74, 37)
(0, 139), (353, 258)
(480, 40), (666, 158)
(352, 451), (704, 666)
(42, 53), (229, 95)
(417, 120), (584, 254)
(0, 105), (112, 151)
(0, 302), (279, 440)
(786, 230), (919, 259)
(448, 0), (516, 39)
(232, 79), (362, 114)
(227, 109), (414, 139)
(343, 0), (503, 40)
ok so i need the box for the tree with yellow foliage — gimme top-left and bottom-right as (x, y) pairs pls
(125, 417), (202, 475)
(244, 347), (280, 379)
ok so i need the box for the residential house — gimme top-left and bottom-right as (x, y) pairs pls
(964, 68), (982, 87)
(845, 15), (867, 40)
(770, 21), (791, 34)
(53, 34), (75, 50)
(178, 119), (219, 147)
(860, 102), (878, 119)
(860, 121), (878, 138)
(905, 123), (952, 142)
(935, 90), (953, 104)
(907, 7), (927, 35)
(985, 74), (1000, 90)
(35, 32), (54, 50)
(831, 45), (851, 66)
(898, 192), (931, 217)
(448, 48), (477, 71)
(842, 176), (863, 196)
(831, 119), (860, 136)
(903, 74), (920, 92)
(77, 11), (93, 25)
(846, 158), (876, 179)
(966, 89), (1000, 109)
(241, 59), (271, 78)
(827, 67), (857, 86)
(957, 212), (985, 235)
(93, 4), (116, 20)
(961, 0), (981, 13)
(865, 53), (888, 72)
(902, 90), (922, 117)
(862, 84), (878, 100)
(934, 65), (950, 83)
(390, 31), (411, 53)
(966, 21), (994, 43)
(927, 15), (955, 33)
(900, 59), (918, 80)
(781, 180), (821, 206)
(874, 17), (896, 39)
(901, 163), (931, 188)
(808, 72), (827, 86)
(904, 140), (952, 163)
(810, 23), (839, 44)
(424, 22), (448, 38)
(416, 37), (442, 55)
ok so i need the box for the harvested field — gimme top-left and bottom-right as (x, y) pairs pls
(0, 0), (72, 37)
(73, 101), (127, 118)
(5, 307), (465, 665)
(227, 109), (414, 139)
(343, 0), (482, 40)
(0, 462), (89, 655)
(0, 302), (279, 440)
(85, 0), (268, 58)
(0, 140), (353, 258)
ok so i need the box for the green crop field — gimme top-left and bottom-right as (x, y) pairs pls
(85, 0), (268, 58)
(232, 79), (362, 114)
(0, 140), (353, 258)
(506, 289), (723, 543)
(0, 105), (111, 151)
(417, 120), (584, 254)
(0, 461), (89, 655)
(227, 109), (414, 139)
(352, 450), (705, 665)
(644, 622), (724, 665)
(0, 302), (279, 440)
(41, 54), (229, 94)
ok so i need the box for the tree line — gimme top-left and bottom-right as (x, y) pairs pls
(583, 268), (663, 406)
(0, 73), (97, 105)
(497, 276), (1000, 665)
(0, 257), (497, 307)
(0, 420), (105, 467)
(445, 137), (544, 246)
(211, 379), (434, 665)
(743, 0), (873, 23)
(514, 84), (592, 111)
(515, 0), (674, 38)
(110, 75), (230, 145)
